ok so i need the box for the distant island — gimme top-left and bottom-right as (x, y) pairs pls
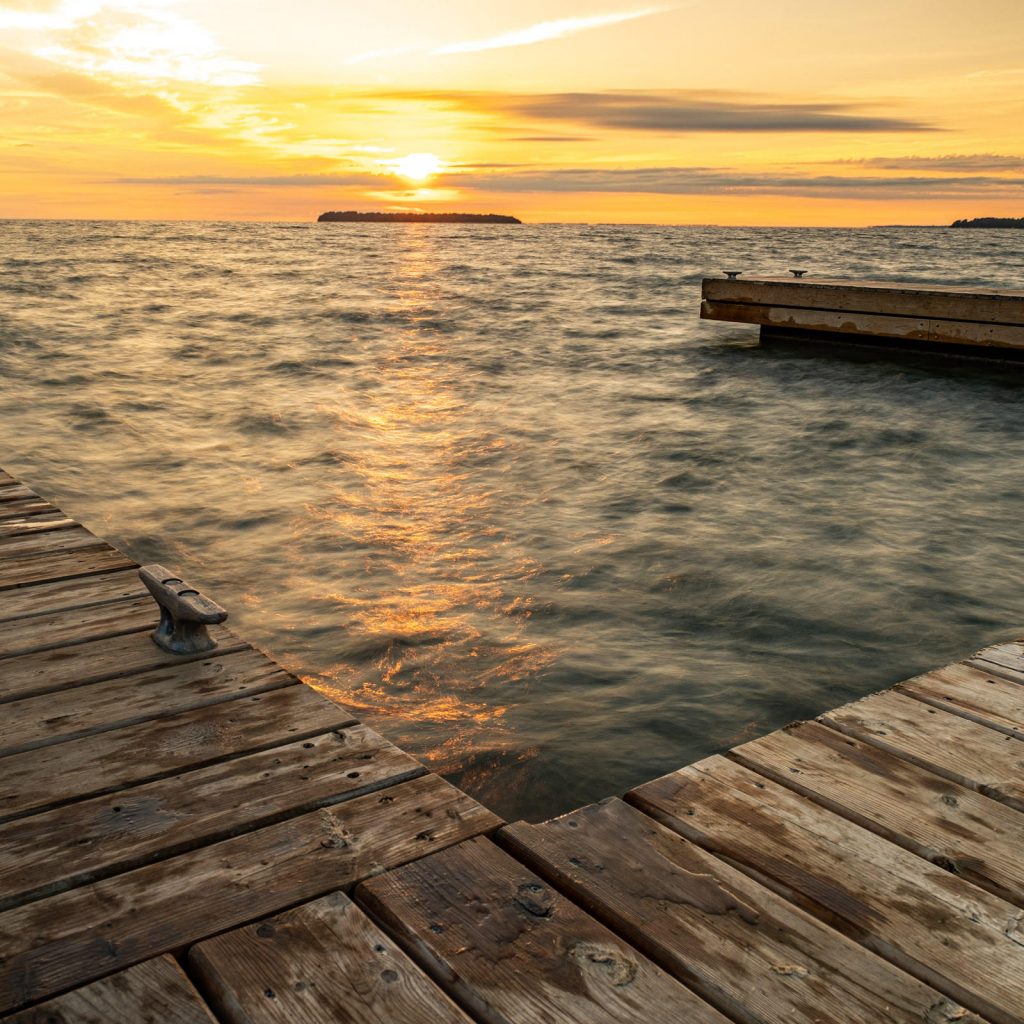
(951, 217), (1024, 229)
(317, 211), (521, 224)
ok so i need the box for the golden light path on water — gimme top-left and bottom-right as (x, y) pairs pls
(291, 230), (554, 796)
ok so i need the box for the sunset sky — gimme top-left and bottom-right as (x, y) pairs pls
(2, 0), (1023, 224)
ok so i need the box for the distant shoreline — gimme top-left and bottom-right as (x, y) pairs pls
(317, 211), (522, 224)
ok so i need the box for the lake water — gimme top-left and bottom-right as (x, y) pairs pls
(2, 220), (1022, 822)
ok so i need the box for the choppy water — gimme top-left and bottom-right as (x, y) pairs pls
(2, 220), (1023, 821)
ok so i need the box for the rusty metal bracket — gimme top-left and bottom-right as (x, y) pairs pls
(139, 564), (228, 655)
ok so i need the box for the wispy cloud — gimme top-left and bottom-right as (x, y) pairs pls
(432, 8), (666, 55)
(443, 165), (1024, 199)
(113, 172), (398, 187)
(836, 153), (1024, 171)
(373, 89), (936, 133)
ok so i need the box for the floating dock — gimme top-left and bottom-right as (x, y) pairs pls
(701, 277), (1024, 356)
(2, 466), (1023, 1023)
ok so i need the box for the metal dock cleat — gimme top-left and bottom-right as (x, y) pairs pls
(790, 269), (808, 278)
(723, 270), (742, 279)
(139, 564), (228, 654)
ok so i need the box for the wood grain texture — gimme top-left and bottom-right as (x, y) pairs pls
(189, 890), (472, 1024)
(897, 664), (1024, 737)
(0, 624), (247, 704)
(732, 720), (1024, 906)
(0, 956), (217, 1024)
(0, 596), (156, 660)
(969, 641), (1024, 682)
(0, 514), (76, 540)
(0, 774), (500, 1013)
(629, 756), (1024, 1024)
(0, 499), (58, 522)
(821, 689), (1024, 812)
(502, 798), (983, 1024)
(0, 527), (108, 561)
(0, 683), (354, 823)
(0, 547), (136, 592)
(700, 300), (1024, 348)
(0, 486), (37, 504)
(0, 724), (423, 911)
(358, 835), (728, 1024)
(0, 649), (294, 758)
(0, 570), (145, 624)
(701, 277), (1024, 326)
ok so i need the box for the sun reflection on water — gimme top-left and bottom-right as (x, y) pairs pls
(300, 229), (555, 780)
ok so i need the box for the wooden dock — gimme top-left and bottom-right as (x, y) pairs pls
(701, 276), (1024, 356)
(2, 465), (1024, 1023)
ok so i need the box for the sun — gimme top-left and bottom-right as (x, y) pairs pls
(391, 152), (444, 183)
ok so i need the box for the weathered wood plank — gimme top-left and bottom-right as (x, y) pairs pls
(0, 596), (155, 660)
(0, 547), (136, 592)
(0, 649), (293, 758)
(969, 641), (1024, 682)
(501, 798), (982, 1024)
(701, 278), (1024, 326)
(0, 774), (500, 1013)
(0, 682), (354, 823)
(189, 890), (472, 1024)
(897, 664), (1024, 737)
(0, 624), (247, 704)
(629, 756), (1024, 1024)
(0, 569), (144, 623)
(0, 724), (424, 911)
(0, 527), (105, 560)
(0, 499), (58, 522)
(0, 485), (37, 504)
(732, 720), (1024, 906)
(0, 956), (217, 1024)
(701, 300), (1024, 349)
(821, 689), (1024, 812)
(358, 836), (728, 1024)
(0, 514), (76, 540)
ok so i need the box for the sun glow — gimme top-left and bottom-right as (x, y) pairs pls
(390, 153), (445, 183)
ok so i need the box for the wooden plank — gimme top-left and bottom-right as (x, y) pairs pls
(358, 836), (728, 1024)
(700, 300), (1024, 349)
(0, 569), (144, 623)
(0, 471), (14, 487)
(629, 756), (1024, 1024)
(0, 623), (247, 704)
(0, 774), (500, 1013)
(0, 499), (58, 522)
(701, 278), (1024, 326)
(0, 682), (354, 823)
(969, 641), (1024, 682)
(732, 720), (1024, 906)
(0, 724), (424, 912)
(0, 956), (217, 1024)
(897, 664), (1024, 737)
(821, 689), (1024, 812)
(0, 514), (76, 540)
(501, 798), (983, 1024)
(0, 649), (293, 758)
(0, 547), (136, 592)
(189, 890), (472, 1024)
(0, 527), (109, 561)
(0, 485), (37, 504)
(0, 595), (156, 660)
